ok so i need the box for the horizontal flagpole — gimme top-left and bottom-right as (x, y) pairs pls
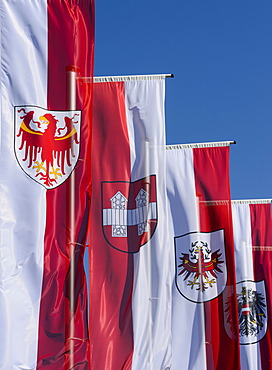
(231, 199), (272, 204)
(199, 199), (272, 205)
(77, 73), (174, 83)
(166, 140), (236, 149)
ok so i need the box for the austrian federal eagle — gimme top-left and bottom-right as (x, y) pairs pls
(237, 287), (266, 337)
(16, 108), (80, 187)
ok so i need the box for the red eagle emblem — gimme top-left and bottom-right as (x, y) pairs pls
(178, 240), (224, 291)
(15, 106), (81, 188)
(175, 230), (227, 302)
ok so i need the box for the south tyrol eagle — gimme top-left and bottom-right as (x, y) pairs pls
(17, 108), (79, 187)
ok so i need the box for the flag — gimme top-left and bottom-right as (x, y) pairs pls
(89, 76), (172, 369)
(166, 142), (240, 369)
(231, 200), (272, 370)
(0, 1), (94, 368)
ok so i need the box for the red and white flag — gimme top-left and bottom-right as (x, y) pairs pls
(166, 142), (240, 370)
(0, 1), (94, 368)
(231, 200), (272, 370)
(89, 76), (172, 369)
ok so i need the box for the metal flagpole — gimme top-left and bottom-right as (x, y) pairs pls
(66, 65), (78, 369)
(195, 194), (208, 367)
(77, 73), (174, 83)
(145, 139), (154, 370)
(231, 199), (272, 204)
(166, 140), (236, 149)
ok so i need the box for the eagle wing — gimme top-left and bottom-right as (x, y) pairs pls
(178, 253), (198, 280)
(205, 249), (224, 277)
(17, 110), (45, 168)
(52, 116), (79, 175)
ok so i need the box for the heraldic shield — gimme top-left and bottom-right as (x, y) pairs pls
(14, 106), (81, 189)
(225, 280), (268, 345)
(174, 229), (227, 303)
(102, 175), (157, 253)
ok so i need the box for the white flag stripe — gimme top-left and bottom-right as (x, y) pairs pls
(166, 147), (207, 370)
(124, 80), (172, 370)
(0, 2), (47, 368)
(232, 203), (255, 282)
(232, 203), (261, 370)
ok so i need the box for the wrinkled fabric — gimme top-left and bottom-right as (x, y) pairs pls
(0, 1), (94, 368)
(232, 201), (272, 370)
(89, 79), (172, 370)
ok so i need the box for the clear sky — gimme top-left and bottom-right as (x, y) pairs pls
(94, 1), (272, 200)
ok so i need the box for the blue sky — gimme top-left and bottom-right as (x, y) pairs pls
(94, 1), (272, 200)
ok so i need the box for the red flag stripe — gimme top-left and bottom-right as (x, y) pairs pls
(193, 146), (240, 369)
(250, 203), (272, 370)
(89, 82), (134, 369)
(37, 1), (94, 368)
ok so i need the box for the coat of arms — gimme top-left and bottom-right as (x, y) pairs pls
(225, 280), (267, 344)
(15, 106), (81, 189)
(102, 176), (157, 253)
(174, 230), (227, 303)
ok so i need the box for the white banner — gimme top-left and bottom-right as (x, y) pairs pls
(90, 78), (172, 370)
(166, 143), (239, 369)
(0, 1), (94, 368)
(0, 2), (47, 368)
(231, 201), (272, 369)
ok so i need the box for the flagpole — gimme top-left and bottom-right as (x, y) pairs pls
(200, 199), (272, 206)
(66, 65), (78, 369)
(77, 73), (174, 83)
(231, 199), (272, 204)
(195, 196), (208, 366)
(145, 139), (154, 370)
(166, 140), (236, 149)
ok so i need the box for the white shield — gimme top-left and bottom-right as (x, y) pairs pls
(236, 280), (267, 345)
(174, 229), (227, 303)
(14, 105), (81, 189)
